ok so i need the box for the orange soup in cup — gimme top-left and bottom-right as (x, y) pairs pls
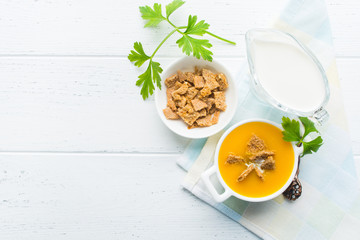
(218, 121), (295, 198)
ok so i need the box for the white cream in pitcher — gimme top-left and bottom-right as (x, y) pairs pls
(250, 39), (326, 113)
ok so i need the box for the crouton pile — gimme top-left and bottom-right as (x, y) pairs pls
(226, 134), (275, 182)
(162, 67), (228, 128)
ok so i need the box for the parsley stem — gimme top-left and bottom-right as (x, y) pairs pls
(166, 19), (235, 46)
(205, 31), (236, 45)
(150, 29), (177, 58)
(166, 18), (178, 29)
(166, 19), (186, 35)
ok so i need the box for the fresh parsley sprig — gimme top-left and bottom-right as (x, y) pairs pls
(281, 116), (323, 157)
(128, 0), (236, 100)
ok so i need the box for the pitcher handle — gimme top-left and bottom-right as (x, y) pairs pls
(311, 107), (329, 125)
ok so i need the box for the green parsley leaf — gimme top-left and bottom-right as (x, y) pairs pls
(166, 0), (185, 18)
(151, 60), (163, 89)
(128, 42), (150, 67)
(184, 15), (210, 36)
(135, 60), (163, 100)
(281, 116), (324, 157)
(176, 35), (213, 61)
(136, 63), (153, 100)
(299, 116), (319, 138)
(139, 3), (165, 27)
(281, 116), (302, 142)
(302, 136), (323, 156)
(131, 0), (235, 99)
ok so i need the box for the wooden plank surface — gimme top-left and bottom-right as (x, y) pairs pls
(0, 0), (359, 239)
(0, 153), (257, 240)
(0, 0), (286, 56)
(0, 57), (190, 153)
(0, 0), (359, 57)
(0, 57), (359, 153)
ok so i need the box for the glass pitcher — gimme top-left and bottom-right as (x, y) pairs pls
(245, 29), (330, 124)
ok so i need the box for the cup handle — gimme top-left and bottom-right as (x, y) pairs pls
(201, 165), (232, 202)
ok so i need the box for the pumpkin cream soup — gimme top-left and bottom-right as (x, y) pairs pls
(218, 121), (294, 198)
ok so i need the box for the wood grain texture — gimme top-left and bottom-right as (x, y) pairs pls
(0, 57), (189, 153)
(0, 57), (242, 153)
(0, 57), (359, 153)
(0, 154), (258, 240)
(0, 0), (286, 56)
(0, 0), (359, 57)
(0, 0), (359, 239)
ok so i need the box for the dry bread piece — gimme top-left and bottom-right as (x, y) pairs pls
(172, 82), (189, 95)
(202, 69), (220, 91)
(163, 66), (227, 128)
(202, 69), (216, 81)
(225, 135), (276, 182)
(182, 103), (194, 114)
(237, 164), (255, 182)
(196, 111), (220, 127)
(177, 108), (200, 126)
(186, 87), (199, 100)
(166, 88), (177, 111)
(175, 96), (187, 108)
(165, 74), (179, 88)
(261, 156), (276, 170)
(254, 167), (264, 181)
(214, 91), (227, 111)
(163, 107), (179, 120)
(211, 111), (220, 125)
(248, 150), (275, 162)
(246, 134), (267, 155)
(226, 154), (245, 164)
(200, 86), (212, 98)
(185, 72), (195, 84)
(216, 73), (228, 91)
(172, 82), (189, 100)
(205, 78), (220, 91)
(191, 98), (208, 111)
(196, 114), (213, 127)
(194, 76), (205, 89)
(177, 70), (187, 82)
(247, 134), (276, 172)
(208, 105), (216, 114)
(205, 98), (215, 110)
(187, 123), (198, 129)
(174, 81), (182, 90)
(198, 109), (207, 117)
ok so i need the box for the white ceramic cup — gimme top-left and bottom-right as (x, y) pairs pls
(201, 118), (302, 202)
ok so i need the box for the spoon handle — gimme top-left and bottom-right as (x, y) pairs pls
(283, 156), (302, 201)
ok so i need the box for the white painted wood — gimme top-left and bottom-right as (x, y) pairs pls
(0, 57), (241, 153)
(0, 57), (189, 153)
(0, 153), (258, 240)
(1, 0), (359, 57)
(0, 0), (359, 239)
(0, 57), (359, 154)
(0, 0), (287, 56)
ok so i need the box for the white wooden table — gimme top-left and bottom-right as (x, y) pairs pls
(0, 0), (359, 239)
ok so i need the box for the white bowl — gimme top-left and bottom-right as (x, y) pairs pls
(201, 119), (301, 202)
(154, 56), (238, 139)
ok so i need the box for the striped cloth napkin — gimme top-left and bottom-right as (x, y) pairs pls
(177, 0), (360, 239)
